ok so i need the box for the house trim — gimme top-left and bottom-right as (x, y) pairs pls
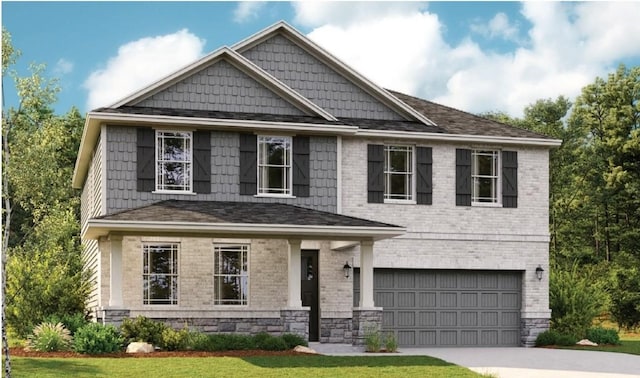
(356, 129), (562, 147)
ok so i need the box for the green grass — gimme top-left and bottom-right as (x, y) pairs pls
(8, 355), (481, 377)
(558, 339), (640, 356)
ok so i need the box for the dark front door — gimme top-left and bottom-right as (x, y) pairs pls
(301, 250), (319, 341)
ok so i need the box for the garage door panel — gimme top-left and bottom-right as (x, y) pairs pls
(355, 269), (522, 347)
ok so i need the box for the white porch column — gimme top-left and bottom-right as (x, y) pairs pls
(287, 239), (302, 308)
(109, 235), (123, 307)
(359, 240), (375, 308)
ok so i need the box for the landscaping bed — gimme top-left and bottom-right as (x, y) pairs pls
(8, 347), (307, 358)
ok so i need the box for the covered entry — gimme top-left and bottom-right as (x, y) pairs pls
(355, 269), (522, 347)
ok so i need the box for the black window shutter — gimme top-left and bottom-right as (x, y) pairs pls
(239, 133), (257, 195)
(137, 127), (155, 192)
(367, 144), (384, 203)
(193, 130), (211, 194)
(456, 149), (472, 206)
(416, 146), (433, 205)
(292, 136), (310, 197)
(502, 150), (518, 208)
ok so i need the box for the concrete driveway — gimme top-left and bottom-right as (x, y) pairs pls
(310, 343), (640, 378)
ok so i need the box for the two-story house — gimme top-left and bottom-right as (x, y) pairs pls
(73, 21), (560, 347)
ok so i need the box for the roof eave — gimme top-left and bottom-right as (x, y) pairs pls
(83, 219), (406, 241)
(356, 129), (562, 147)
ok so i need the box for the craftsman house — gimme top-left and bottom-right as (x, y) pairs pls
(73, 21), (560, 347)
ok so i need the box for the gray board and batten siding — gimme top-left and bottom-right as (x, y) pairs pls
(105, 126), (338, 214)
(134, 59), (305, 116)
(354, 269), (522, 347)
(240, 34), (405, 121)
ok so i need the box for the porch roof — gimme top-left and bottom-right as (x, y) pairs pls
(84, 200), (405, 241)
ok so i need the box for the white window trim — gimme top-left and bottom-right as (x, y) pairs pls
(257, 135), (293, 197)
(471, 149), (502, 207)
(142, 243), (179, 306)
(155, 130), (194, 193)
(383, 144), (415, 203)
(213, 243), (250, 307)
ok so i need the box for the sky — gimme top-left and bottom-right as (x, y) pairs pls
(2, 1), (640, 118)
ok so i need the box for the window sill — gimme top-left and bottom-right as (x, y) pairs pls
(471, 202), (503, 208)
(384, 199), (417, 205)
(152, 190), (197, 195)
(254, 194), (296, 199)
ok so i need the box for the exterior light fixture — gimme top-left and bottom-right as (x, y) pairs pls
(343, 261), (352, 278)
(535, 265), (544, 281)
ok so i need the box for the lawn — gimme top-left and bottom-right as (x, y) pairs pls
(558, 338), (640, 356)
(8, 355), (482, 378)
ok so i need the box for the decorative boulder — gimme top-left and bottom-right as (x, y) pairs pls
(293, 345), (318, 354)
(126, 342), (155, 353)
(576, 339), (598, 346)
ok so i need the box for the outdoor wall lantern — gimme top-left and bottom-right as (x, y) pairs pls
(343, 261), (352, 278)
(535, 265), (544, 281)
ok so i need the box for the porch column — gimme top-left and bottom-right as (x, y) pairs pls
(109, 235), (123, 307)
(287, 239), (302, 308)
(359, 240), (375, 308)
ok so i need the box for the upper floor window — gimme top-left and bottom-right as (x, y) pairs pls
(156, 131), (192, 192)
(143, 243), (179, 305)
(258, 136), (291, 195)
(214, 244), (249, 305)
(471, 150), (499, 204)
(384, 145), (414, 201)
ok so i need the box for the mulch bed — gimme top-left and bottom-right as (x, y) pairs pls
(9, 347), (309, 358)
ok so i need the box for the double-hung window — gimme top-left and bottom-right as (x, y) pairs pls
(156, 131), (192, 192)
(471, 150), (500, 204)
(257, 136), (291, 195)
(213, 244), (249, 305)
(143, 244), (179, 305)
(384, 145), (414, 201)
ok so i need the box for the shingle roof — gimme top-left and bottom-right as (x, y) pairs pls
(96, 200), (401, 229)
(388, 90), (553, 139)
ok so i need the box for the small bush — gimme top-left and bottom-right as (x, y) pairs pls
(185, 331), (210, 351)
(257, 335), (288, 351)
(383, 332), (398, 352)
(45, 313), (89, 336)
(73, 323), (123, 354)
(27, 322), (72, 352)
(120, 316), (167, 346)
(364, 326), (381, 352)
(160, 327), (192, 351)
(281, 333), (308, 349)
(586, 327), (620, 345)
(555, 333), (578, 346)
(207, 334), (255, 351)
(535, 330), (577, 346)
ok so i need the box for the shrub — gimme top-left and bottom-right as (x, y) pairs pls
(207, 334), (255, 351)
(535, 330), (577, 346)
(281, 333), (308, 349)
(550, 264), (607, 337)
(185, 331), (210, 350)
(364, 326), (381, 352)
(26, 322), (72, 352)
(257, 335), (288, 351)
(586, 327), (620, 345)
(160, 327), (191, 351)
(610, 265), (640, 331)
(45, 313), (89, 336)
(383, 332), (398, 352)
(120, 316), (167, 346)
(555, 333), (578, 346)
(73, 323), (123, 354)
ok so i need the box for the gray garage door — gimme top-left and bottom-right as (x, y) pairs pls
(354, 269), (522, 347)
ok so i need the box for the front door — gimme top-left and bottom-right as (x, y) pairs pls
(301, 250), (319, 341)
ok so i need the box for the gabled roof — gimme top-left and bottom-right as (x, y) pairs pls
(84, 200), (404, 240)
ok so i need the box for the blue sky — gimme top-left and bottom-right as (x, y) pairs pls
(2, 1), (640, 117)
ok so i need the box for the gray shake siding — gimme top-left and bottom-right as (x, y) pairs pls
(135, 60), (305, 116)
(241, 34), (404, 121)
(105, 126), (337, 213)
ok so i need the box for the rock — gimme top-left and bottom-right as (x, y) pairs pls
(576, 339), (598, 346)
(126, 342), (155, 353)
(293, 345), (318, 354)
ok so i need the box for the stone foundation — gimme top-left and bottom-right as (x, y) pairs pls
(281, 309), (310, 341)
(521, 317), (550, 347)
(320, 318), (352, 343)
(352, 309), (382, 346)
(97, 308), (131, 328)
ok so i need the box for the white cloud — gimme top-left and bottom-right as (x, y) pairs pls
(234, 2), (266, 23)
(293, 2), (640, 118)
(54, 58), (74, 75)
(84, 29), (206, 110)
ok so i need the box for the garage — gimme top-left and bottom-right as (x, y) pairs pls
(354, 269), (522, 347)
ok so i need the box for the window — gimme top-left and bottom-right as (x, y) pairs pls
(214, 245), (249, 305)
(472, 150), (500, 204)
(384, 145), (413, 201)
(143, 244), (178, 305)
(156, 131), (192, 192)
(258, 136), (291, 195)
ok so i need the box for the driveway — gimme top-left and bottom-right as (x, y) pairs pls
(310, 343), (640, 378)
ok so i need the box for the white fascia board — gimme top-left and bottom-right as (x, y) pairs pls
(356, 129), (563, 147)
(72, 115), (101, 189)
(83, 219), (406, 241)
(232, 21), (437, 126)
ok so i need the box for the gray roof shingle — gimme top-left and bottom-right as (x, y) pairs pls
(96, 200), (401, 229)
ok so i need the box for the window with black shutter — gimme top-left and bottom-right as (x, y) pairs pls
(239, 133), (258, 195)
